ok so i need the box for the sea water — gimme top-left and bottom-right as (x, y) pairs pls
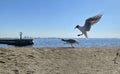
(0, 38), (120, 48)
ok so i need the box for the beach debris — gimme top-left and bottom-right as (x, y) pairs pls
(0, 61), (5, 64)
(61, 39), (79, 48)
(74, 14), (102, 38)
(113, 51), (120, 64)
(12, 70), (19, 74)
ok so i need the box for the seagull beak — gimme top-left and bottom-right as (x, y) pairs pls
(74, 25), (79, 29)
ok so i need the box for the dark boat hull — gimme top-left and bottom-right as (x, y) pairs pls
(0, 39), (34, 46)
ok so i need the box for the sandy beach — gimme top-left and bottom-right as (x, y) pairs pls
(0, 47), (120, 74)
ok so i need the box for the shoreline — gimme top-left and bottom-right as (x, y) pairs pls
(0, 47), (120, 74)
(0, 46), (120, 48)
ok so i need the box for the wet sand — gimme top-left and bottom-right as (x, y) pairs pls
(0, 47), (120, 74)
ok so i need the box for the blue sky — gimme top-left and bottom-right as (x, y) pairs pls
(0, 0), (120, 38)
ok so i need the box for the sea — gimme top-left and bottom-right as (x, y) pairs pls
(0, 38), (120, 48)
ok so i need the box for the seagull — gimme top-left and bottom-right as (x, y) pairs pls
(61, 39), (79, 48)
(74, 14), (103, 38)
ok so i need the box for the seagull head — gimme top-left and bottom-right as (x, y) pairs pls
(74, 25), (80, 29)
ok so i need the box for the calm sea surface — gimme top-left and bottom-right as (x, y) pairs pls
(0, 38), (120, 48)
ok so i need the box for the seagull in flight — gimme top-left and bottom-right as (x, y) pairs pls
(74, 14), (103, 38)
(61, 39), (79, 48)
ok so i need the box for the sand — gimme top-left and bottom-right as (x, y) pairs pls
(0, 47), (120, 74)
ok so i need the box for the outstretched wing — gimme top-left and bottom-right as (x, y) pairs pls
(83, 14), (102, 31)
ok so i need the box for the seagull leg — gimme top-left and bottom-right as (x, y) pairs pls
(84, 32), (88, 38)
(64, 43), (67, 44)
(71, 44), (74, 48)
(77, 42), (79, 45)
